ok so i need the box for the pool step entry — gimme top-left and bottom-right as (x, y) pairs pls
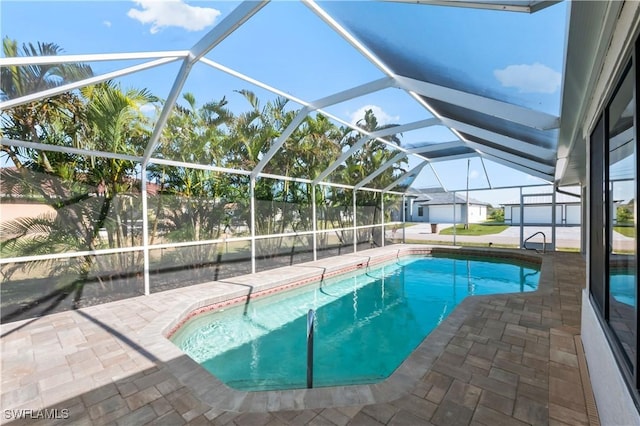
(307, 309), (315, 389)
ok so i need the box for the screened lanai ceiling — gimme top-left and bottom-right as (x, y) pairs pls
(0, 0), (573, 194)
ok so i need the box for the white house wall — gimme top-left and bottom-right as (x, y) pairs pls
(580, 2), (640, 424)
(468, 204), (487, 223)
(429, 205), (462, 223)
(509, 206), (550, 224)
(566, 205), (581, 225)
(507, 205), (581, 225)
(582, 289), (640, 425)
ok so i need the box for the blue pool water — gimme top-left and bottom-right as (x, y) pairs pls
(172, 255), (540, 391)
(611, 272), (636, 306)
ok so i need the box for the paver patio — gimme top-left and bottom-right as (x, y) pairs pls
(0, 245), (598, 425)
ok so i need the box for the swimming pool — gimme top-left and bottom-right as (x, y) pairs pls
(611, 271), (636, 306)
(171, 254), (540, 391)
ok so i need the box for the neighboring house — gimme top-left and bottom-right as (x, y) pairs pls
(0, 167), (161, 233)
(502, 193), (581, 225)
(406, 192), (489, 224)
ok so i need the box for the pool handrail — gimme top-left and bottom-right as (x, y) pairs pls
(524, 231), (546, 253)
(307, 309), (315, 389)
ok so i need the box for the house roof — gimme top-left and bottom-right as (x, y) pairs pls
(414, 192), (490, 207)
(0, 167), (161, 198)
(502, 193), (581, 206)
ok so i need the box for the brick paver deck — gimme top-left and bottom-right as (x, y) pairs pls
(0, 245), (597, 425)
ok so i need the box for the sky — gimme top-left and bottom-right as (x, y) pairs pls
(0, 0), (569, 206)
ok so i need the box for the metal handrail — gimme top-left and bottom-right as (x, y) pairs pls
(524, 232), (546, 253)
(307, 309), (315, 389)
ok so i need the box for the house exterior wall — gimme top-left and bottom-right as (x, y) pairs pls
(566, 205), (581, 225)
(506, 204), (581, 225)
(408, 204), (487, 224)
(429, 205), (462, 223)
(407, 200), (428, 222)
(467, 204), (487, 222)
(406, 198), (488, 223)
(581, 2), (640, 424)
(582, 290), (640, 425)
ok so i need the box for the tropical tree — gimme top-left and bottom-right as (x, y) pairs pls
(78, 81), (157, 249)
(148, 92), (240, 274)
(226, 91), (297, 237)
(336, 109), (406, 246)
(1, 37), (93, 171)
(1, 60), (156, 319)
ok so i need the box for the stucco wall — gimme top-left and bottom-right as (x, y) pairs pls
(581, 291), (640, 426)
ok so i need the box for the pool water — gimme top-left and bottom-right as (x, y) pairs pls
(610, 272), (636, 306)
(172, 255), (540, 391)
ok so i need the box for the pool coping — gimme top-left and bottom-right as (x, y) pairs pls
(136, 244), (548, 413)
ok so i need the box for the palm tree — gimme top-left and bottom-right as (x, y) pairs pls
(337, 109), (406, 247)
(78, 81), (157, 249)
(1, 73), (157, 319)
(148, 92), (237, 275)
(1, 37), (93, 171)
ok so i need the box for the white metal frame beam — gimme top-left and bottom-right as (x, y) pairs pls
(354, 151), (407, 189)
(199, 57), (309, 106)
(439, 116), (557, 161)
(251, 107), (310, 177)
(475, 150), (554, 183)
(384, 160), (428, 192)
(480, 157), (492, 189)
(405, 140), (464, 154)
(2, 136), (413, 193)
(198, 58), (429, 166)
(394, 75), (560, 131)
(0, 51), (189, 67)
(309, 77), (395, 110)
(313, 118), (439, 184)
(141, 0), (268, 166)
(381, 0), (560, 13)
(423, 152), (478, 163)
(304, 0), (557, 191)
(251, 77), (396, 177)
(189, 1), (269, 63)
(0, 57), (180, 110)
(1, 138), (143, 163)
(303, 0), (396, 77)
(461, 136), (554, 175)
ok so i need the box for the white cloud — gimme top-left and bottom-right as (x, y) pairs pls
(139, 103), (157, 117)
(469, 169), (479, 179)
(103, 20), (112, 28)
(349, 105), (400, 127)
(128, 0), (221, 34)
(140, 103), (156, 113)
(493, 63), (561, 94)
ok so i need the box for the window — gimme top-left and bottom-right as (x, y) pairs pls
(589, 49), (640, 393)
(418, 206), (424, 217)
(607, 64), (637, 371)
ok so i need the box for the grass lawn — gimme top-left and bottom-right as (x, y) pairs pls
(439, 223), (509, 236)
(614, 226), (635, 238)
(404, 239), (516, 248)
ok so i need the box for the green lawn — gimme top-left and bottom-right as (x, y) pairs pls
(439, 223), (509, 236)
(614, 226), (636, 238)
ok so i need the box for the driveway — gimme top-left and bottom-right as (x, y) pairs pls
(398, 223), (584, 249)
(398, 222), (634, 250)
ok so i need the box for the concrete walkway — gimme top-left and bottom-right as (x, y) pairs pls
(401, 223), (635, 251)
(1, 245), (597, 425)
